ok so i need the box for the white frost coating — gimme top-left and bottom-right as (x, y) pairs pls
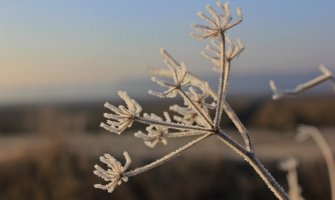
(223, 2), (232, 20)
(184, 87), (212, 119)
(237, 7), (243, 19)
(100, 91), (142, 135)
(135, 112), (206, 146)
(201, 51), (221, 67)
(270, 65), (335, 100)
(197, 11), (217, 27)
(226, 37), (245, 60)
(170, 83), (214, 129)
(134, 113), (171, 148)
(149, 51), (189, 98)
(94, 152), (132, 193)
(202, 35), (244, 72)
(206, 4), (221, 22)
(192, 1), (243, 40)
(170, 104), (207, 127)
(124, 133), (212, 177)
(148, 50), (215, 100)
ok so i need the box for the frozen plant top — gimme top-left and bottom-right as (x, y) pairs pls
(93, 1), (290, 200)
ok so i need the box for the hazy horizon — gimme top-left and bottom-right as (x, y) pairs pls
(1, 70), (334, 105)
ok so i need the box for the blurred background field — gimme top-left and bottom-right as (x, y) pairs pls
(0, 95), (334, 200)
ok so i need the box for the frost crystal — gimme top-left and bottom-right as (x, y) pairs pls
(94, 152), (132, 193)
(192, 1), (243, 39)
(135, 112), (171, 148)
(148, 48), (190, 98)
(148, 49), (215, 99)
(100, 91), (142, 134)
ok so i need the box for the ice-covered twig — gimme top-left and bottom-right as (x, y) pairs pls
(222, 101), (253, 152)
(135, 112), (209, 148)
(149, 48), (214, 128)
(124, 132), (212, 177)
(216, 128), (289, 200)
(149, 62), (252, 151)
(270, 65), (335, 100)
(135, 116), (213, 132)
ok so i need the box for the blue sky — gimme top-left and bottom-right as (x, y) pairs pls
(0, 0), (335, 104)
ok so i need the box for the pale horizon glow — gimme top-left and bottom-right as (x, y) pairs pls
(0, 0), (335, 104)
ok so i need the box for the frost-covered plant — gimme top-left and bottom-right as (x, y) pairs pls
(94, 2), (289, 199)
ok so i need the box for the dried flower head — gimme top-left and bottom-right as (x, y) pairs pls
(148, 48), (190, 98)
(170, 104), (202, 126)
(100, 91), (142, 135)
(94, 152), (132, 193)
(185, 87), (213, 110)
(169, 87), (214, 127)
(135, 112), (171, 148)
(192, 1), (242, 39)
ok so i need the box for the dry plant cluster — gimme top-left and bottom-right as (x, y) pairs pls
(93, 1), (335, 200)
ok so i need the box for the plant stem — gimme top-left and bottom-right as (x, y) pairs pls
(214, 33), (226, 128)
(222, 101), (253, 152)
(178, 89), (213, 128)
(135, 116), (213, 132)
(124, 132), (212, 177)
(216, 129), (289, 200)
(271, 65), (334, 100)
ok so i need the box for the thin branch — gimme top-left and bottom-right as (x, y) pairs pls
(225, 18), (243, 31)
(270, 65), (334, 100)
(222, 101), (253, 152)
(178, 89), (214, 128)
(167, 131), (208, 138)
(187, 70), (253, 152)
(124, 132), (212, 177)
(221, 60), (231, 100)
(135, 116), (213, 132)
(225, 7), (243, 31)
(216, 129), (289, 200)
(214, 33), (227, 128)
